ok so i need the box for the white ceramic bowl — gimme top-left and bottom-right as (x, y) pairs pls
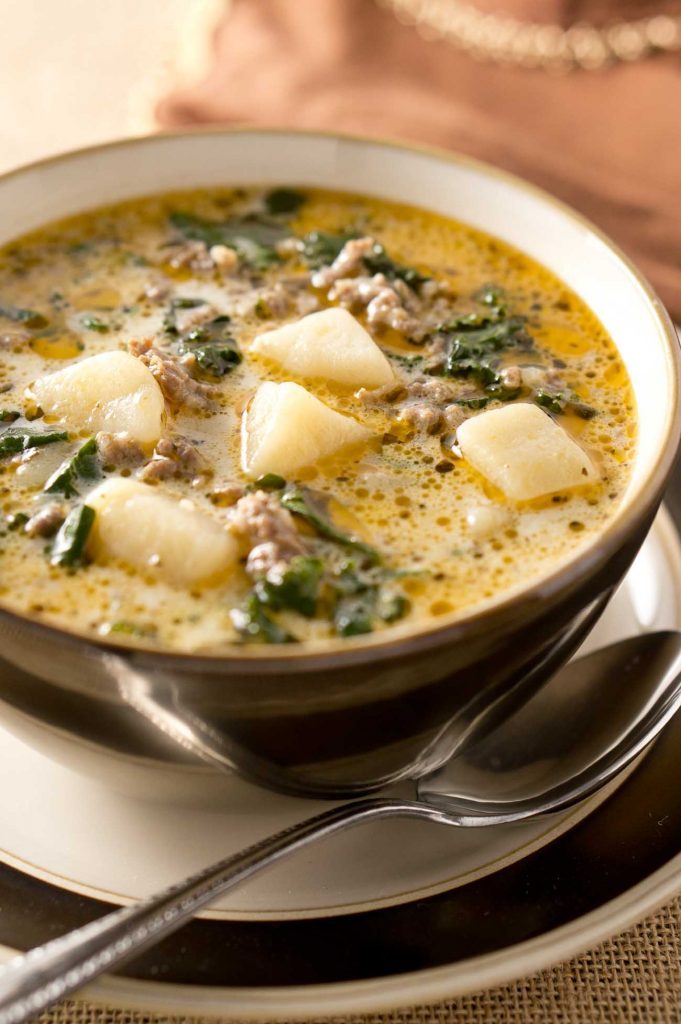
(0, 130), (677, 795)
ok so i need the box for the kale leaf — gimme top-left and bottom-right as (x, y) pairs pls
(177, 315), (242, 377)
(50, 504), (95, 568)
(300, 232), (427, 288)
(0, 304), (49, 329)
(534, 387), (596, 419)
(253, 473), (287, 491)
(329, 562), (410, 637)
(169, 211), (289, 270)
(264, 189), (306, 215)
(0, 427), (68, 457)
(434, 284), (533, 406)
(44, 437), (100, 498)
(162, 296), (207, 336)
(362, 241), (429, 288)
(254, 556), (324, 618)
(280, 486), (382, 565)
(300, 231), (356, 267)
(79, 315), (110, 333)
(231, 594), (296, 644)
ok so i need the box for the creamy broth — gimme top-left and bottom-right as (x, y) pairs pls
(0, 188), (635, 650)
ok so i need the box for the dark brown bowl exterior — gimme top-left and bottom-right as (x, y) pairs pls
(0, 496), (663, 797)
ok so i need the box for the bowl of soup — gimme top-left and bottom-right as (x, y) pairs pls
(0, 130), (677, 795)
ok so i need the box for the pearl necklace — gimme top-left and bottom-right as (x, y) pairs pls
(376, 0), (681, 70)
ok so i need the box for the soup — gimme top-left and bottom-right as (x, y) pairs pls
(0, 187), (635, 650)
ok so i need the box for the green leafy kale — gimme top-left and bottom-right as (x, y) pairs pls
(253, 473), (287, 491)
(0, 304), (49, 329)
(434, 284), (532, 405)
(280, 486), (382, 565)
(300, 232), (427, 288)
(300, 231), (356, 267)
(44, 437), (100, 498)
(254, 556), (323, 618)
(362, 240), (429, 288)
(0, 410), (20, 423)
(176, 315), (241, 377)
(264, 189), (306, 215)
(231, 594), (296, 644)
(329, 563), (410, 637)
(79, 315), (110, 333)
(534, 387), (596, 419)
(50, 504), (95, 568)
(0, 427), (68, 457)
(169, 211), (289, 270)
(162, 296), (207, 336)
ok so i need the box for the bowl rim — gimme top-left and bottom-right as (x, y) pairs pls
(0, 125), (679, 669)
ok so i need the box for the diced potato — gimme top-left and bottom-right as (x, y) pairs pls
(29, 351), (164, 444)
(87, 478), (238, 586)
(250, 308), (394, 388)
(242, 380), (372, 478)
(457, 403), (597, 501)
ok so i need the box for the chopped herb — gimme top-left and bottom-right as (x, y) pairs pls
(172, 296), (206, 308)
(376, 590), (410, 623)
(362, 241), (429, 288)
(300, 232), (427, 288)
(264, 189), (306, 215)
(388, 353), (424, 368)
(534, 388), (565, 415)
(0, 410), (20, 422)
(0, 304), (48, 329)
(328, 562), (410, 637)
(254, 473), (286, 490)
(169, 211), (289, 269)
(6, 512), (28, 531)
(109, 620), (154, 637)
(255, 556), (323, 617)
(455, 396), (490, 410)
(0, 427), (68, 457)
(162, 296), (207, 336)
(50, 504), (95, 568)
(231, 594), (296, 644)
(44, 437), (100, 498)
(534, 387), (596, 419)
(300, 231), (356, 267)
(334, 593), (374, 636)
(79, 315), (110, 333)
(435, 285), (533, 408)
(177, 315), (241, 377)
(281, 486), (382, 565)
(473, 282), (508, 316)
(443, 318), (532, 371)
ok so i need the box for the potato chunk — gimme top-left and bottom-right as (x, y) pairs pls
(457, 403), (597, 501)
(250, 308), (394, 388)
(242, 380), (372, 478)
(29, 351), (164, 444)
(87, 478), (238, 586)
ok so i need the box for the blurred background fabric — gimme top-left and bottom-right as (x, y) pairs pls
(155, 0), (681, 323)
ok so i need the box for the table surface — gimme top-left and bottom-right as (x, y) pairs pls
(1, 1), (680, 1018)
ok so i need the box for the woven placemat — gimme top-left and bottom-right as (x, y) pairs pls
(35, 892), (681, 1024)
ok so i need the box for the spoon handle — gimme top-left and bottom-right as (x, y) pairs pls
(0, 797), (448, 1024)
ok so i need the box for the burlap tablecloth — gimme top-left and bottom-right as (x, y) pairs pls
(32, 893), (681, 1024)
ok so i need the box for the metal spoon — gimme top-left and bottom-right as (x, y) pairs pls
(2, 629), (681, 1024)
